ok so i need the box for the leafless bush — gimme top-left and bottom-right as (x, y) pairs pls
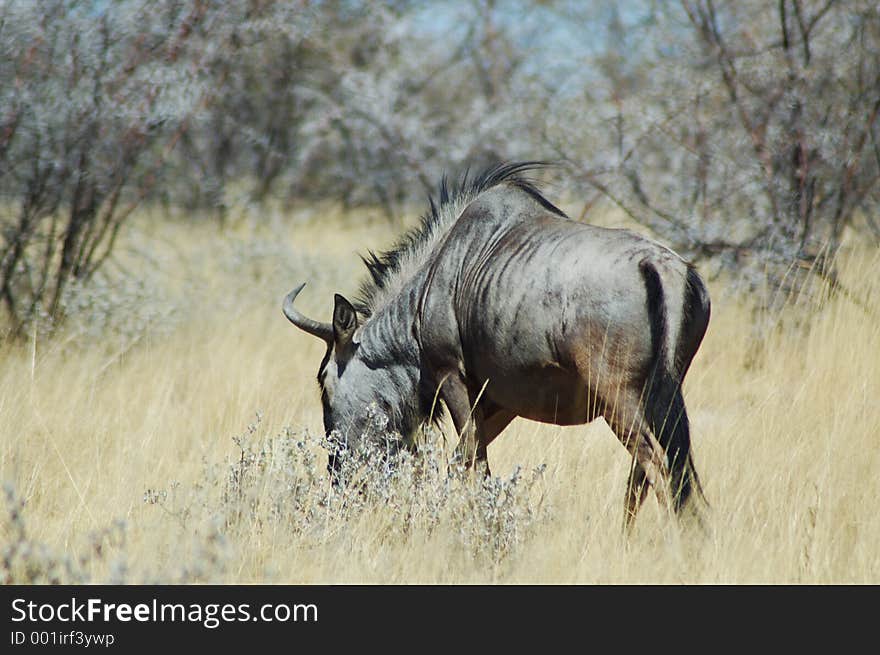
(214, 412), (547, 564)
(57, 265), (178, 347)
(135, 408), (548, 580)
(0, 0), (206, 337)
(3, 0), (877, 342)
(549, 1), (880, 310)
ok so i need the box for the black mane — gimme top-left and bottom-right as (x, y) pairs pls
(354, 161), (565, 316)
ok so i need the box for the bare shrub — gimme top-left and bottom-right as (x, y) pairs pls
(119, 409), (549, 581)
(213, 412), (548, 566)
(550, 1), (880, 310)
(0, 0), (206, 337)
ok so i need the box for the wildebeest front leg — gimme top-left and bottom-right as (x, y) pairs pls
(464, 408), (515, 477)
(440, 371), (489, 474)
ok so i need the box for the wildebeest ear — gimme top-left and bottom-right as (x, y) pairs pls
(332, 294), (358, 349)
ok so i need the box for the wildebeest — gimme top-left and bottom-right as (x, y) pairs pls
(283, 162), (710, 529)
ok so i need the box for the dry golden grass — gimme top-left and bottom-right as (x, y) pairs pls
(1, 204), (878, 584)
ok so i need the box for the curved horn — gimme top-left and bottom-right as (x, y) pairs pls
(282, 283), (333, 344)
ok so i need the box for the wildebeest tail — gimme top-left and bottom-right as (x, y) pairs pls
(674, 264), (711, 381)
(638, 260), (706, 515)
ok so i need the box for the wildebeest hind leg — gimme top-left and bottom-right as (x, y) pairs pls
(624, 461), (650, 533)
(619, 431), (672, 532)
(606, 396), (672, 531)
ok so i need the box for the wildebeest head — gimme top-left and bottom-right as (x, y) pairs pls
(282, 284), (409, 480)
